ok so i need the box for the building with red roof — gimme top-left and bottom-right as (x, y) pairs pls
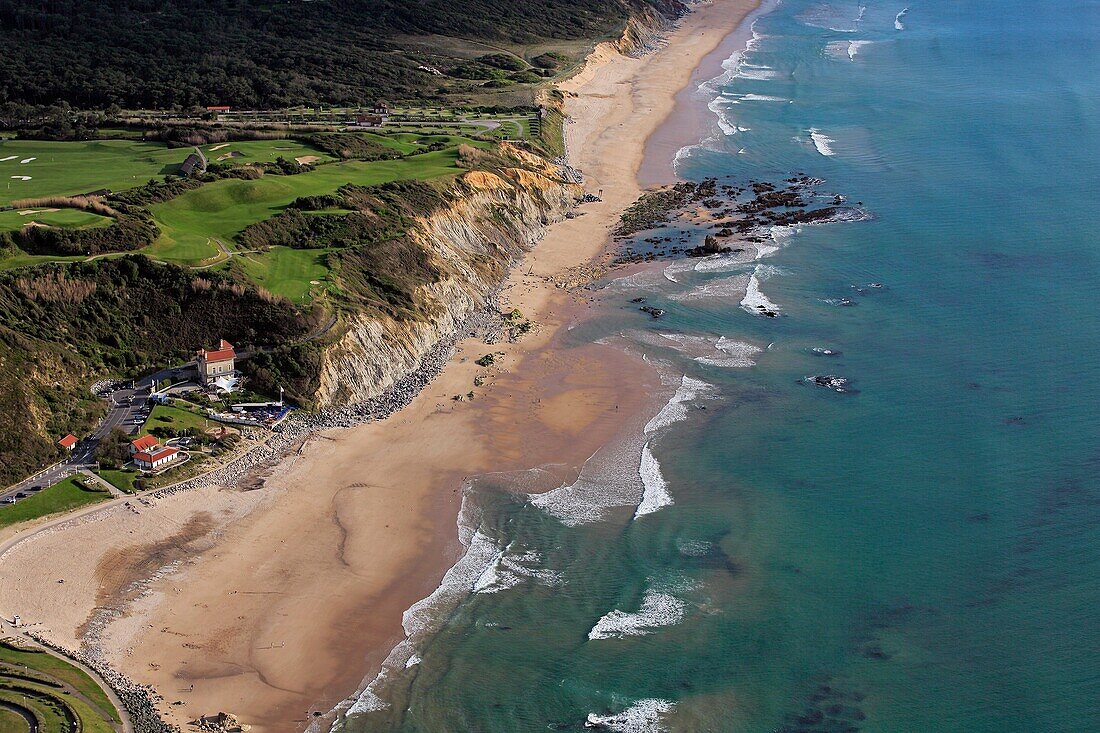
(130, 435), (160, 455)
(197, 339), (236, 386)
(58, 434), (78, 451)
(134, 445), (181, 472)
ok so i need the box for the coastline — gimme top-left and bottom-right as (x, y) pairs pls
(639, 0), (775, 188)
(0, 1), (761, 731)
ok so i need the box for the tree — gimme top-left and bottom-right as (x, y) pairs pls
(96, 427), (131, 468)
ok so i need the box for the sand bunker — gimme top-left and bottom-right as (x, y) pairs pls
(18, 208), (58, 215)
(20, 157), (36, 164)
(0, 155), (16, 162)
(216, 151), (243, 161)
(295, 155), (320, 165)
(209, 143), (232, 151)
(10, 175), (32, 181)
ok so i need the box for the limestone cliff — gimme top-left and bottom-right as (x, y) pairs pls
(314, 145), (581, 407)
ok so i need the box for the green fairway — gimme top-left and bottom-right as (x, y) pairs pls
(0, 477), (108, 529)
(0, 139), (187, 206)
(146, 148), (465, 263)
(238, 246), (332, 302)
(200, 139), (333, 166)
(0, 207), (113, 233)
(0, 252), (87, 271)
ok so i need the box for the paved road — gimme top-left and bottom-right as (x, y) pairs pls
(0, 371), (172, 502)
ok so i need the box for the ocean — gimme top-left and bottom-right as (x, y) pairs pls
(344, 0), (1100, 730)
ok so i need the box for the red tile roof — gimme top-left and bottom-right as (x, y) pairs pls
(199, 339), (235, 363)
(135, 446), (179, 464)
(131, 435), (159, 452)
(58, 434), (78, 450)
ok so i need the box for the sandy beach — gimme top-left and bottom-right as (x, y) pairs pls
(0, 1), (759, 730)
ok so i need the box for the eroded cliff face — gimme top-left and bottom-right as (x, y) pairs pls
(314, 146), (581, 407)
(616, 0), (686, 55)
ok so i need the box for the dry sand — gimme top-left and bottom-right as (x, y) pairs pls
(0, 1), (759, 730)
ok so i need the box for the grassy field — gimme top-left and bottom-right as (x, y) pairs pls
(199, 139), (334, 166)
(144, 403), (210, 435)
(0, 207), (113, 234)
(237, 246), (333, 302)
(146, 147), (468, 263)
(0, 477), (108, 529)
(0, 139), (186, 206)
(93, 468), (140, 494)
(0, 640), (120, 733)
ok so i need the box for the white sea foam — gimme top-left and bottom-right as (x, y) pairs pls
(634, 443), (672, 519)
(404, 655), (421, 669)
(645, 375), (715, 433)
(738, 63), (779, 81)
(741, 265), (781, 315)
(474, 545), (562, 593)
(585, 699), (676, 732)
(727, 93), (788, 103)
(848, 40), (873, 59)
(895, 7), (909, 30)
(669, 273), (750, 301)
(809, 127), (836, 156)
(637, 332), (761, 369)
(698, 336), (763, 368)
(588, 590), (686, 640)
(530, 436), (646, 526)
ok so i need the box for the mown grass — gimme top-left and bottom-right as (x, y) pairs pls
(0, 477), (109, 529)
(200, 139), (334, 166)
(0, 641), (120, 724)
(0, 208), (113, 234)
(146, 147), (467, 263)
(0, 139), (185, 206)
(238, 246), (332, 302)
(0, 706), (25, 733)
(144, 403), (210, 435)
(92, 468), (140, 494)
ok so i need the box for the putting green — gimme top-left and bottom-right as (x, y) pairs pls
(237, 246), (333, 303)
(0, 207), (113, 233)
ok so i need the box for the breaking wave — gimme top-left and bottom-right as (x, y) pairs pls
(586, 699), (676, 732)
(634, 442), (672, 519)
(588, 589), (686, 640)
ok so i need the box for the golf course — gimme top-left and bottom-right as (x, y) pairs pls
(0, 132), (490, 302)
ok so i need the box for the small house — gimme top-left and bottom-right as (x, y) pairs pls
(134, 445), (180, 472)
(355, 113), (387, 128)
(58, 434), (78, 451)
(130, 435), (160, 456)
(179, 152), (206, 177)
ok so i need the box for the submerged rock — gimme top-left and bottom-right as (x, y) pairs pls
(805, 375), (855, 393)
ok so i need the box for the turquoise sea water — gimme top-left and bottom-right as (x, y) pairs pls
(346, 1), (1100, 730)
